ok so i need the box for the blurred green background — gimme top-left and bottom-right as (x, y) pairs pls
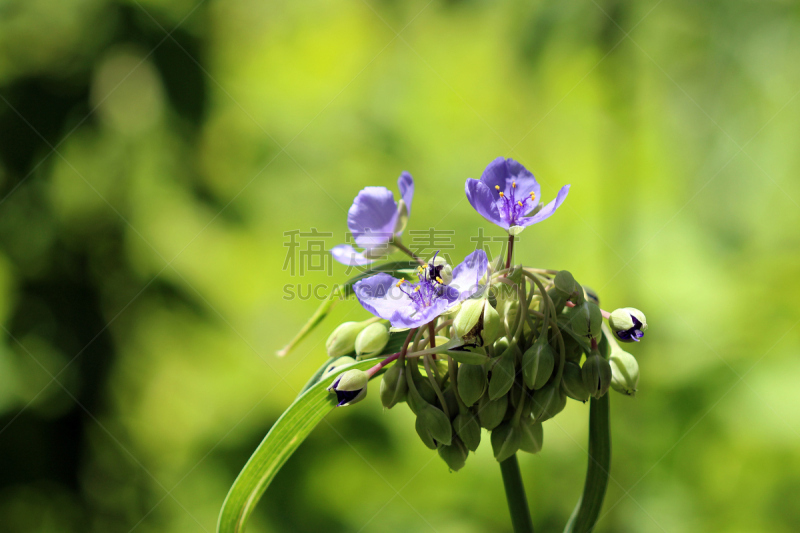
(2, 0), (799, 531)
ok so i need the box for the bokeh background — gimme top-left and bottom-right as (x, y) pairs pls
(2, 0), (799, 531)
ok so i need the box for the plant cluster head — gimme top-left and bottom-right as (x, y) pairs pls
(323, 157), (648, 471)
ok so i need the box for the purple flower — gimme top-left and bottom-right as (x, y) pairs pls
(354, 250), (488, 329)
(615, 315), (645, 342)
(331, 172), (414, 266)
(465, 157), (570, 232)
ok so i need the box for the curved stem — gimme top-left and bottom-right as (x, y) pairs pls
(500, 454), (534, 533)
(392, 237), (425, 266)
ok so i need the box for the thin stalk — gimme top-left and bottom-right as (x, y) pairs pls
(499, 455), (534, 533)
(392, 237), (425, 266)
(505, 234), (515, 269)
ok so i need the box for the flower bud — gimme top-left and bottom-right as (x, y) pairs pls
(583, 285), (600, 305)
(609, 307), (648, 342)
(518, 417), (544, 454)
(326, 321), (368, 358)
(554, 270), (577, 295)
(478, 393), (508, 430)
(355, 323), (390, 359)
(582, 353), (612, 399)
(482, 303), (501, 347)
(437, 437), (468, 471)
(530, 381), (566, 423)
(491, 422), (521, 462)
(565, 301), (603, 338)
(457, 363), (487, 407)
(379, 362), (408, 409)
(453, 412), (481, 452)
(492, 336), (510, 355)
(522, 340), (555, 390)
(452, 298), (485, 340)
(488, 346), (518, 400)
(609, 348), (639, 396)
(561, 360), (589, 402)
(328, 369), (368, 407)
(546, 288), (568, 315)
(324, 356), (356, 375)
(415, 404), (452, 449)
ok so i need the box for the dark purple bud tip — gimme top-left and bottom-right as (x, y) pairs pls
(614, 315), (645, 342)
(335, 389), (363, 406)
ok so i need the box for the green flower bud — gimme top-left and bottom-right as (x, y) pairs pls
(492, 336), (510, 356)
(530, 381), (566, 423)
(609, 348), (639, 396)
(328, 369), (368, 406)
(478, 393), (508, 430)
(453, 412), (481, 452)
(438, 437), (468, 471)
(582, 353), (612, 399)
(583, 285), (600, 305)
(324, 356), (356, 375)
(488, 346), (518, 400)
(442, 386), (459, 420)
(379, 362), (408, 409)
(561, 360), (589, 402)
(518, 417), (544, 454)
(326, 321), (368, 358)
(609, 307), (648, 343)
(491, 422), (521, 462)
(482, 303), (501, 347)
(522, 339), (555, 390)
(565, 301), (603, 338)
(554, 270), (577, 295)
(457, 363), (487, 407)
(452, 298), (485, 339)
(415, 404), (452, 449)
(355, 323), (390, 359)
(546, 288), (568, 315)
(407, 366), (438, 415)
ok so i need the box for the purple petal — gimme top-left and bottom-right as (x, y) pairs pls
(348, 187), (398, 250)
(450, 250), (489, 300)
(520, 184), (570, 226)
(465, 179), (506, 229)
(389, 297), (453, 329)
(479, 157), (540, 201)
(330, 244), (374, 266)
(397, 171), (414, 217)
(354, 273), (410, 321)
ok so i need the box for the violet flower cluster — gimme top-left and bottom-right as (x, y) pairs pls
(315, 156), (648, 471)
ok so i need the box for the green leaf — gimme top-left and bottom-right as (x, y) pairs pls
(218, 358), (380, 533)
(276, 262), (417, 357)
(563, 393), (611, 533)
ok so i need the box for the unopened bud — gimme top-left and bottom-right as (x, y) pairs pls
(379, 362), (408, 409)
(453, 412), (481, 452)
(566, 301), (603, 338)
(561, 360), (589, 402)
(530, 381), (566, 423)
(554, 270), (577, 295)
(491, 422), (521, 462)
(478, 393), (508, 430)
(326, 321), (368, 358)
(482, 303), (501, 346)
(488, 346), (518, 400)
(609, 307), (648, 342)
(452, 298), (485, 340)
(437, 437), (468, 471)
(522, 339), (555, 390)
(610, 348), (639, 396)
(582, 353), (612, 399)
(415, 404), (452, 449)
(355, 323), (390, 359)
(518, 417), (544, 454)
(328, 369), (368, 407)
(457, 363), (487, 407)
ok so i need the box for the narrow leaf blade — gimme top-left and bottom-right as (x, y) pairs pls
(218, 358), (380, 533)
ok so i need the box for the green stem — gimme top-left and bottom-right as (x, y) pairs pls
(500, 454), (534, 533)
(563, 393), (611, 533)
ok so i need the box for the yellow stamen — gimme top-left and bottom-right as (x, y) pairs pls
(396, 279), (405, 287)
(414, 286), (421, 292)
(499, 192), (504, 198)
(530, 192), (536, 201)
(494, 185), (500, 190)
(517, 201), (523, 207)
(512, 181), (516, 188)
(436, 276), (443, 284)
